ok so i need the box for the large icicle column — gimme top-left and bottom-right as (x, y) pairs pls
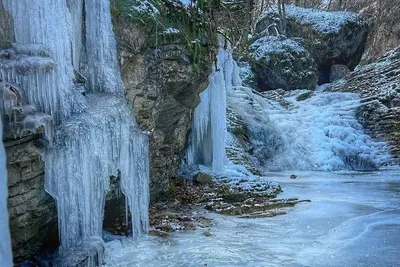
(187, 40), (235, 173)
(0, 119), (13, 266)
(2, 0), (150, 256)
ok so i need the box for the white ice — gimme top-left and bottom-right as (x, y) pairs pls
(0, 118), (13, 266)
(3, 0), (150, 255)
(186, 39), (234, 173)
(228, 85), (391, 172)
(103, 170), (400, 267)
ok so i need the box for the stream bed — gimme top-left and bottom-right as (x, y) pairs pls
(104, 170), (400, 267)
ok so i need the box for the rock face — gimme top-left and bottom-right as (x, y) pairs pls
(5, 135), (58, 262)
(256, 5), (368, 82)
(328, 47), (400, 162)
(249, 36), (317, 90)
(0, 1), (12, 49)
(329, 64), (350, 82)
(112, 18), (212, 202)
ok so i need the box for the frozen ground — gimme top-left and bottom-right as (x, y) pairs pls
(104, 170), (400, 267)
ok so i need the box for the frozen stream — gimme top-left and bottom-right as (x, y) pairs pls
(104, 170), (400, 267)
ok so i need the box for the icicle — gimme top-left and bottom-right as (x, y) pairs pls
(0, 118), (13, 267)
(2, 0), (86, 123)
(83, 0), (124, 94)
(45, 95), (149, 247)
(4, 0), (150, 256)
(186, 38), (234, 173)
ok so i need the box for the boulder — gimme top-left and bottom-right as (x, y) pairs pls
(193, 172), (213, 185)
(329, 64), (350, 82)
(249, 36), (317, 90)
(256, 5), (368, 81)
(327, 47), (400, 162)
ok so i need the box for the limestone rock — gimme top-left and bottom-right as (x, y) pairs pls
(112, 16), (212, 202)
(193, 172), (213, 185)
(249, 36), (317, 90)
(329, 64), (350, 82)
(5, 135), (58, 263)
(149, 229), (170, 237)
(0, 2), (12, 49)
(327, 47), (400, 162)
(256, 5), (368, 80)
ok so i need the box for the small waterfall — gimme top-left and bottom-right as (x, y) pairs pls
(186, 41), (235, 173)
(0, 118), (12, 266)
(2, 0), (149, 259)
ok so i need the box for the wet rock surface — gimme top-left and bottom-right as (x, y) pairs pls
(149, 175), (309, 234)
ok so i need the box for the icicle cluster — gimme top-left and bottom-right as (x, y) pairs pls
(2, 1), (86, 122)
(2, 0), (150, 256)
(45, 95), (149, 248)
(186, 40), (235, 173)
(0, 119), (13, 266)
(83, 0), (124, 94)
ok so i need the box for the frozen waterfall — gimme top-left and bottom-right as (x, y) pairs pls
(0, 119), (13, 266)
(228, 84), (392, 172)
(2, 0), (149, 257)
(186, 42), (235, 173)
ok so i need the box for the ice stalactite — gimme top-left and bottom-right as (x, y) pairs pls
(83, 0), (124, 94)
(45, 95), (149, 248)
(2, 0), (86, 123)
(0, 119), (13, 266)
(187, 41), (235, 173)
(2, 0), (149, 257)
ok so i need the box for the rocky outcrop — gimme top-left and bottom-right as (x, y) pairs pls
(249, 36), (317, 90)
(5, 134), (58, 263)
(327, 47), (400, 161)
(329, 64), (350, 82)
(112, 13), (213, 202)
(256, 5), (368, 83)
(0, 1), (12, 49)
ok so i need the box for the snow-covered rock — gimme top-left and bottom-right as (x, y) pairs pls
(256, 5), (368, 82)
(249, 36), (317, 90)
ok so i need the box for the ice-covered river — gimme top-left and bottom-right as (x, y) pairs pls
(104, 170), (400, 267)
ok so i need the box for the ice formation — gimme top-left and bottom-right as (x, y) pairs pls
(228, 85), (391, 172)
(45, 95), (149, 248)
(0, 119), (13, 266)
(186, 40), (235, 173)
(2, 0), (149, 257)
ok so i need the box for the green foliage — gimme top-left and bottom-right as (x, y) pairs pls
(111, 0), (157, 24)
(111, 0), (220, 73)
